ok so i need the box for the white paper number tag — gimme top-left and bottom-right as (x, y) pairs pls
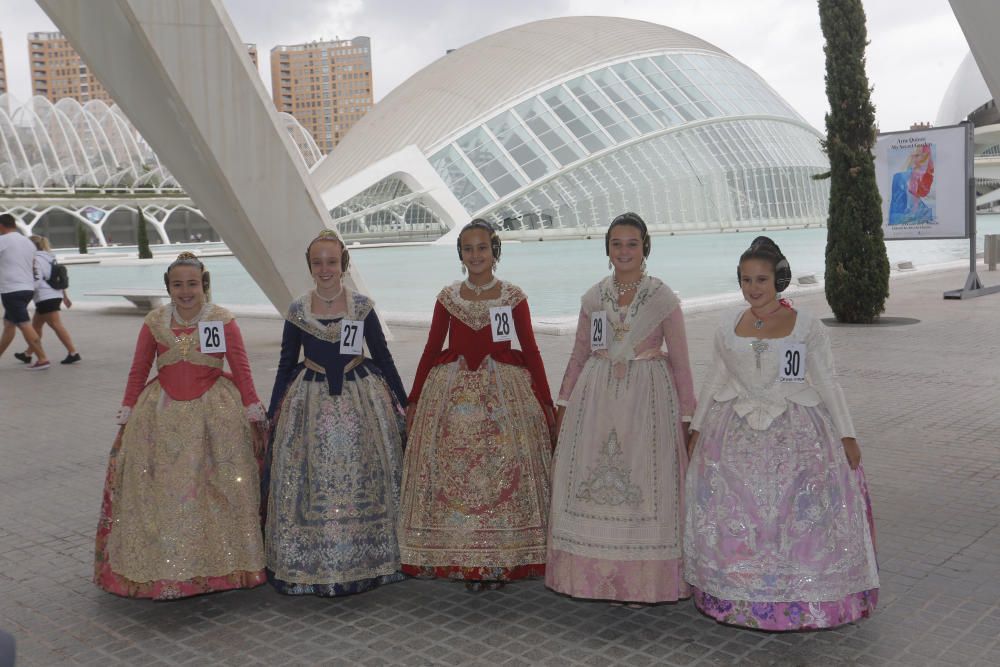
(778, 342), (807, 383)
(489, 306), (514, 342)
(340, 319), (365, 355)
(198, 320), (227, 354)
(590, 310), (608, 351)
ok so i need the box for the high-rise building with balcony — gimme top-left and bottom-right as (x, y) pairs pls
(28, 31), (112, 103)
(270, 36), (373, 154)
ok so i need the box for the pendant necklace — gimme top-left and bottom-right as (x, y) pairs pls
(464, 277), (498, 295)
(750, 302), (783, 330)
(313, 285), (344, 305)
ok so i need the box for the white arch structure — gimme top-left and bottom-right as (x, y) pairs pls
(36, 0), (368, 314)
(0, 93), (321, 193)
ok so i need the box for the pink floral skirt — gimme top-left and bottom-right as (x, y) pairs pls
(546, 550), (689, 603)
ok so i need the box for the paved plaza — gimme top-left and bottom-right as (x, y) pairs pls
(2, 265), (1000, 666)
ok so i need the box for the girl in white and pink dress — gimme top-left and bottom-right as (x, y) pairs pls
(684, 236), (878, 630)
(546, 213), (696, 604)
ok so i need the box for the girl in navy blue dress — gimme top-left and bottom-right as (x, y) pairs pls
(264, 230), (407, 596)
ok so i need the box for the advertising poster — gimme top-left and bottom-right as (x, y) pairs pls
(874, 123), (969, 240)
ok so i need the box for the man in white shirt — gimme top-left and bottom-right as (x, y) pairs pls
(0, 214), (50, 369)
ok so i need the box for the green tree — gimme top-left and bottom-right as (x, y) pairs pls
(136, 206), (153, 259)
(818, 0), (889, 323)
(76, 221), (89, 254)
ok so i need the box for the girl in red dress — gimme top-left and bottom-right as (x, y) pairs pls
(399, 220), (554, 591)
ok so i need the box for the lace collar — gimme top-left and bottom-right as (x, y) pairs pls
(145, 303), (232, 347)
(724, 306), (811, 350)
(437, 280), (526, 331)
(286, 289), (373, 343)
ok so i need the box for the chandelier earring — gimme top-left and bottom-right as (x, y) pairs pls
(461, 263), (467, 275)
(608, 259), (613, 271)
(641, 258), (648, 273)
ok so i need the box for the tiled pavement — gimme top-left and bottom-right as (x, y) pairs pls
(2, 265), (1000, 666)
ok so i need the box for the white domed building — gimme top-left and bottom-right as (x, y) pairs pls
(936, 51), (1000, 211)
(312, 16), (831, 241)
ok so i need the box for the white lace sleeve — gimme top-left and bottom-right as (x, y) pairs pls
(807, 319), (856, 439)
(690, 327), (731, 432)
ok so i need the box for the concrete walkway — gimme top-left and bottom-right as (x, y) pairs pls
(1, 265), (999, 666)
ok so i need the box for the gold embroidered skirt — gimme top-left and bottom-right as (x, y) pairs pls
(399, 359), (551, 577)
(95, 378), (265, 598)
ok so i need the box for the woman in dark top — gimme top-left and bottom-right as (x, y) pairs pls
(264, 230), (407, 596)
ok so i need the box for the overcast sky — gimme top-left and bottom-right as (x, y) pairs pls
(0, 0), (972, 132)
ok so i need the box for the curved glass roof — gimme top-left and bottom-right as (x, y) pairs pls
(0, 94), (321, 193)
(428, 51), (811, 216)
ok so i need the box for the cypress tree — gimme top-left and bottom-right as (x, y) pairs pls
(818, 0), (889, 323)
(136, 206), (153, 259)
(76, 221), (89, 254)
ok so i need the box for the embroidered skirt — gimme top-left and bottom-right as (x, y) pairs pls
(94, 379), (266, 599)
(546, 356), (689, 603)
(684, 401), (879, 630)
(399, 358), (551, 581)
(265, 367), (405, 596)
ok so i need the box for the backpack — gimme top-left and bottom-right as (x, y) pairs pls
(45, 257), (69, 290)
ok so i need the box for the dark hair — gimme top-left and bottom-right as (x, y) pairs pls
(0, 213), (17, 229)
(305, 230), (350, 272)
(164, 251), (211, 296)
(605, 212), (651, 258)
(737, 236), (791, 292)
(456, 218), (501, 263)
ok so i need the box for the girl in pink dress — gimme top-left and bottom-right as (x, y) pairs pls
(684, 237), (878, 630)
(546, 213), (696, 604)
(94, 252), (267, 599)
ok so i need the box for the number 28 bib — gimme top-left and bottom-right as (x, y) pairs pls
(489, 306), (514, 342)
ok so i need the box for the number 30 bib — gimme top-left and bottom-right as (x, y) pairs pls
(777, 342), (806, 383)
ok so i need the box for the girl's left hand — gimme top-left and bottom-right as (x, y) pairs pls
(842, 437), (861, 470)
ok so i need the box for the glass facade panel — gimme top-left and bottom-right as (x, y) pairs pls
(540, 86), (610, 153)
(513, 98), (585, 166)
(611, 61), (682, 127)
(456, 127), (526, 198)
(477, 118), (828, 233)
(588, 68), (661, 134)
(486, 111), (557, 181)
(564, 76), (637, 142)
(429, 145), (493, 212)
(634, 58), (701, 121)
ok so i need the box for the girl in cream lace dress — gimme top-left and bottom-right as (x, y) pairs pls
(547, 213), (696, 604)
